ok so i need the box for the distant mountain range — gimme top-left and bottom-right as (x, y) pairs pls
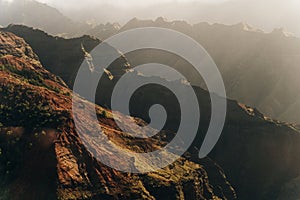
(3, 24), (300, 199)
(84, 17), (300, 124)
(0, 0), (90, 36)
(46, 0), (300, 37)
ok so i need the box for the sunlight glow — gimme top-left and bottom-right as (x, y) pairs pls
(36, 0), (230, 8)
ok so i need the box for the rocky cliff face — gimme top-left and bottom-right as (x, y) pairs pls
(0, 31), (236, 199)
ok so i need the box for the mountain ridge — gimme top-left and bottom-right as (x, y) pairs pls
(3, 25), (300, 199)
(95, 17), (300, 125)
(0, 30), (237, 199)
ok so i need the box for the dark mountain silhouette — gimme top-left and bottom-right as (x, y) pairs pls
(0, 31), (237, 199)
(4, 25), (300, 199)
(86, 17), (300, 124)
(0, 0), (89, 36)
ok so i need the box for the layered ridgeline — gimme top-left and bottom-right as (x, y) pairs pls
(2, 2), (300, 124)
(0, 0), (120, 38)
(4, 25), (300, 200)
(4, 0), (300, 125)
(85, 17), (300, 125)
(0, 31), (238, 199)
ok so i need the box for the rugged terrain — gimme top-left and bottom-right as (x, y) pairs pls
(5, 22), (300, 125)
(2, 2), (300, 124)
(3, 26), (300, 199)
(0, 31), (237, 199)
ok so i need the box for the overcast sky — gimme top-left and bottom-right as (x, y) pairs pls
(36, 0), (230, 8)
(32, 0), (300, 36)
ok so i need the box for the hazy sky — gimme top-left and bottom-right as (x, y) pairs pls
(36, 0), (230, 8)
(32, 0), (300, 36)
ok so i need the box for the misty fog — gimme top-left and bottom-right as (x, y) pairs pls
(34, 0), (300, 36)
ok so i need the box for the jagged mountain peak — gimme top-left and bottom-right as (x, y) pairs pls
(230, 22), (262, 32)
(271, 27), (295, 37)
(155, 16), (168, 23)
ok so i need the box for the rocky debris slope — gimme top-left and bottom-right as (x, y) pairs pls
(0, 32), (236, 199)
